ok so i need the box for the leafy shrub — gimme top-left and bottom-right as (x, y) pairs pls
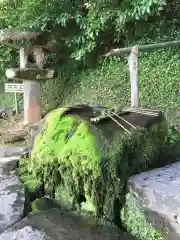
(0, 0), (167, 61)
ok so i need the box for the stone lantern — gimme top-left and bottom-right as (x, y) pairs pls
(0, 29), (57, 124)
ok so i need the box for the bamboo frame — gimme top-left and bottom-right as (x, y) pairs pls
(90, 108), (160, 134)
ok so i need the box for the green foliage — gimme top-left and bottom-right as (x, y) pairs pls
(19, 160), (41, 192)
(0, 46), (17, 86)
(121, 193), (164, 240)
(0, 47), (19, 108)
(166, 126), (180, 149)
(40, 71), (68, 115)
(55, 185), (74, 210)
(0, 0), (167, 61)
(19, 107), (167, 225)
(0, 91), (14, 108)
(0, 47), (13, 72)
(139, 48), (180, 123)
(158, 125), (180, 164)
(0, 0), (179, 113)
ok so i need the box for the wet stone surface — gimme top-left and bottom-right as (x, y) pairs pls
(128, 162), (180, 239)
(0, 146), (29, 158)
(0, 156), (21, 173)
(0, 171), (24, 233)
(0, 147), (25, 234)
(0, 209), (133, 240)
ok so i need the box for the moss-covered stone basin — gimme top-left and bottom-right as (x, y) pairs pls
(19, 105), (168, 225)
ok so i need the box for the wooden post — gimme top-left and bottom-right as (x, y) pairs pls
(14, 92), (18, 114)
(19, 47), (41, 124)
(128, 46), (139, 108)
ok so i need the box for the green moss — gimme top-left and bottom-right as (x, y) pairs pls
(18, 158), (41, 192)
(55, 184), (96, 213)
(19, 107), (168, 226)
(40, 75), (67, 115)
(32, 197), (62, 213)
(24, 178), (41, 193)
(55, 185), (73, 210)
(121, 193), (164, 240)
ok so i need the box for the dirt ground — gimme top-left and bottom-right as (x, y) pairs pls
(0, 113), (30, 147)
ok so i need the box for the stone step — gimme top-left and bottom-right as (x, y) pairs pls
(0, 209), (133, 240)
(0, 156), (21, 173)
(0, 146), (29, 158)
(128, 162), (180, 239)
(0, 147), (25, 234)
(0, 170), (24, 234)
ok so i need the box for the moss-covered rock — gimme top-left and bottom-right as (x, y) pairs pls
(19, 158), (41, 193)
(32, 197), (62, 213)
(121, 193), (164, 240)
(19, 105), (168, 225)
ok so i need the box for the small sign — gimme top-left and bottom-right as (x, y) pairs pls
(5, 83), (24, 114)
(5, 83), (24, 93)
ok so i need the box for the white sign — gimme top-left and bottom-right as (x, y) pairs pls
(5, 83), (24, 93)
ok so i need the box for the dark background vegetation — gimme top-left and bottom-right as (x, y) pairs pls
(0, 0), (179, 125)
